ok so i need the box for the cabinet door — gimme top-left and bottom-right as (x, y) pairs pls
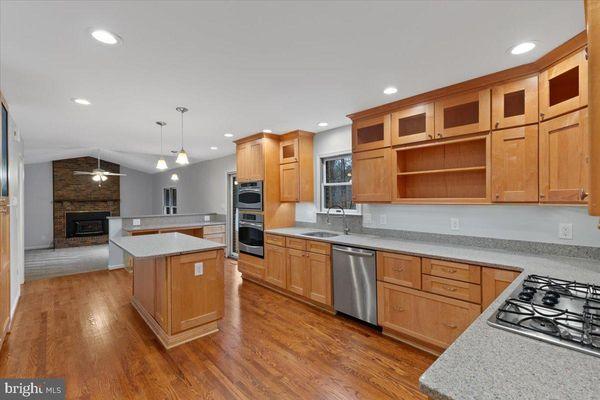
(376, 251), (422, 289)
(491, 125), (538, 202)
(491, 75), (538, 129)
(481, 267), (520, 309)
(377, 282), (480, 350)
(171, 250), (224, 334)
(307, 252), (332, 306)
(539, 48), (588, 121)
(352, 114), (391, 152)
(265, 244), (286, 288)
(154, 257), (168, 332)
(434, 89), (491, 139)
(286, 248), (308, 296)
(248, 139), (264, 181)
(539, 108), (589, 203)
(0, 202), (10, 346)
(236, 142), (250, 182)
(352, 148), (391, 202)
(280, 138), (299, 164)
(391, 103), (435, 146)
(280, 163), (299, 202)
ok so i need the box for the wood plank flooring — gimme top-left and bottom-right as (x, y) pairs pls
(0, 259), (436, 399)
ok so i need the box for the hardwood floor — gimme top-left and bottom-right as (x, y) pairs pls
(0, 259), (436, 399)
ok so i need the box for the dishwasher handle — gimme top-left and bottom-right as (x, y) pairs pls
(333, 246), (374, 258)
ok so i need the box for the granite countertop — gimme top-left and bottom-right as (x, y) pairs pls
(107, 212), (217, 220)
(123, 221), (225, 232)
(110, 232), (226, 258)
(266, 227), (600, 400)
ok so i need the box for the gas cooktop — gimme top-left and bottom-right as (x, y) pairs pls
(487, 274), (600, 358)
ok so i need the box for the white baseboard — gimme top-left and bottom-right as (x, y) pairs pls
(9, 286), (20, 331)
(108, 264), (124, 270)
(25, 244), (53, 251)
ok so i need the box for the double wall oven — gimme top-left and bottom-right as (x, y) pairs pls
(237, 181), (264, 257)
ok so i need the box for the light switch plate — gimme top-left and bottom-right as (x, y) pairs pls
(450, 218), (460, 231)
(558, 223), (573, 240)
(194, 262), (204, 276)
(204, 215), (210, 222)
(132, 219), (141, 226)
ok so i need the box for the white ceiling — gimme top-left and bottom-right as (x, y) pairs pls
(0, 0), (585, 173)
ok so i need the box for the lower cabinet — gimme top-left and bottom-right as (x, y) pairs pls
(286, 248), (309, 296)
(377, 282), (481, 350)
(265, 243), (286, 288)
(481, 267), (520, 309)
(238, 252), (265, 280)
(307, 252), (332, 306)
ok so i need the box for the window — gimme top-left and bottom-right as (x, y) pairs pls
(163, 187), (177, 214)
(320, 153), (359, 214)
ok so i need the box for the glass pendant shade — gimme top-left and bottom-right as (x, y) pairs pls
(156, 158), (168, 170)
(92, 175), (101, 182)
(175, 149), (189, 165)
(171, 173), (179, 181)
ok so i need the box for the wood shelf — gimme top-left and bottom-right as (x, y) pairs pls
(397, 166), (486, 176)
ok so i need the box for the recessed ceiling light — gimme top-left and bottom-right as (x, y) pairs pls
(317, 122), (329, 127)
(383, 87), (398, 95)
(224, 133), (234, 138)
(71, 98), (91, 105)
(90, 29), (122, 45)
(262, 129), (272, 133)
(510, 42), (536, 55)
(210, 146), (218, 150)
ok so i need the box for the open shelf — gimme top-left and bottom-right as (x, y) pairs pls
(397, 166), (486, 176)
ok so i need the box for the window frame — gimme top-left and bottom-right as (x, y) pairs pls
(319, 152), (361, 215)
(163, 187), (178, 215)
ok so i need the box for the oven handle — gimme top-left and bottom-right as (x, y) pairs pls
(239, 188), (262, 193)
(239, 221), (264, 229)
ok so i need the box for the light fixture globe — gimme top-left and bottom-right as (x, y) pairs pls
(156, 158), (168, 170)
(171, 173), (179, 181)
(175, 149), (189, 165)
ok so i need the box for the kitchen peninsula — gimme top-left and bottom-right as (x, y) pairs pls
(111, 232), (226, 349)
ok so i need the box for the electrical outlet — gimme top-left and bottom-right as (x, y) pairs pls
(450, 218), (460, 231)
(204, 215), (210, 222)
(132, 218), (141, 226)
(558, 223), (573, 240)
(379, 214), (387, 225)
(194, 262), (204, 276)
(363, 213), (372, 224)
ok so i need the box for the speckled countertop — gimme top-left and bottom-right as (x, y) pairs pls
(267, 227), (600, 400)
(123, 221), (225, 232)
(111, 232), (225, 258)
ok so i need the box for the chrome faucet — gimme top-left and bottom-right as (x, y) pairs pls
(326, 205), (349, 235)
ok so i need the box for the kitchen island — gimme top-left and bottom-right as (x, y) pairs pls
(111, 232), (226, 349)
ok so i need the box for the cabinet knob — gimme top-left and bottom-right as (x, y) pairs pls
(443, 322), (458, 329)
(495, 122), (499, 129)
(540, 113), (545, 121)
(580, 189), (589, 200)
(442, 267), (457, 274)
(392, 266), (405, 273)
(495, 194), (500, 199)
(443, 286), (458, 292)
(392, 305), (405, 312)
(427, 134), (433, 139)
(436, 133), (443, 138)
(540, 193), (545, 199)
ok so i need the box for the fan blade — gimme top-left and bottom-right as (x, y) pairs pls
(103, 172), (127, 176)
(73, 171), (94, 175)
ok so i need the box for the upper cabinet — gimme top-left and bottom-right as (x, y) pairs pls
(491, 75), (538, 130)
(434, 89), (491, 139)
(352, 114), (391, 152)
(278, 130), (314, 202)
(352, 148), (391, 203)
(539, 48), (588, 122)
(236, 138), (264, 182)
(539, 108), (589, 204)
(391, 102), (435, 146)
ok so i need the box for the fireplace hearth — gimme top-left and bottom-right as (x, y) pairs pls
(66, 211), (110, 238)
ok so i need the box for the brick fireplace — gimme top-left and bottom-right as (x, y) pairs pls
(53, 157), (120, 248)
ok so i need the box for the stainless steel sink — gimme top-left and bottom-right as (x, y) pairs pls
(301, 231), (340, 238)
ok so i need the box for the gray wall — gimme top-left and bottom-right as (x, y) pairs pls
(24, 162), (53, 249)
(298, 125), (600, 248)
(152, 154), (236, 215)
(120, 166), (154, 216)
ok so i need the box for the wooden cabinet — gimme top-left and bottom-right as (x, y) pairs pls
(539, 108), (589, 203)
(422, 258), (481, 284)
(236, 139), (264, 182)
(265, 233), (286, 247)
(491, 125), (539, 202)
(352, 114), (391, 152)
(286, 248), (308, 296)
(377, 282), (480, 350)
(203, 224), (225, 244)
(264, 244), (286, 288)
(491, 75), (538, 129)
(285, 236), (306, 251)
(481, 267), (521, 309)
(422, 275), (481, 304)
(307, 252), (332, 306)
(280, 163), (299, 202)
(391, 103), (435, 146)
(0, 199), (10, 349)
(352, 148), (391, 202)
(434, 89), (491, 139)
(238, 252), (265, 280)
(377, 251), (421, 289)
(589, 0), (600, 217)
(539, 48), (588, 122)
(278, 130), (314, 202)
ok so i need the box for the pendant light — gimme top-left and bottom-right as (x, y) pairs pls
(171, 173), (179, 181)
(155, 121), (168, 170)
(175, 106), (189, 165)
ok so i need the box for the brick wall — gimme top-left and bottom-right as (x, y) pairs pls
(53, 157), (120, 248)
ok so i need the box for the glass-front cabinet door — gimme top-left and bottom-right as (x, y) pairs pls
(391, 102), (435, 146)
(352, 114), (391, 152)
(434, 89), (491, 139)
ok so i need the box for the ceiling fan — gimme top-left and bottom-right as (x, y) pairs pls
(73, 151), (126, 187)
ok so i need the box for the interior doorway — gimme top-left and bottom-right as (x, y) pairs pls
(227, 172), (239, 259)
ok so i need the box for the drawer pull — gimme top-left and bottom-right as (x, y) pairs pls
(392, 266), (405, 273)
(443, 322), (458, 329)
(443, 286), (457, 292)
(442, 268), (457, 274)
(392, 305), (406, 312)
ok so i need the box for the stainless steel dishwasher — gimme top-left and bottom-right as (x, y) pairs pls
(332, 245), (377, 325)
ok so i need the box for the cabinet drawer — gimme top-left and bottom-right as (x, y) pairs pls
(204, 224), (225, 234)
(307, 240), (331, 255)
(377, 282), (481, 349)
(422, 258), (481, 284)
(376, 251), (421, 289)
(203, 233), (225, 244)
(265, 233), (286, 247)
(238, 254), (265, 280)
(422, 275), (481, 304)
(286, 237), (307, 251)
